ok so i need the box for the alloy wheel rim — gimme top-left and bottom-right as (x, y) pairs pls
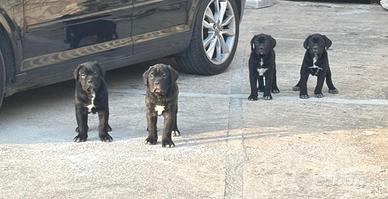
(202, 0), (236, 65)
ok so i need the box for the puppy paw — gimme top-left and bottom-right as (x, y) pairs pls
(99, 133), (113, 142)
(162, 137), (175, 148)
(263, 95), (273, 100)
(145, 136), (157, 145)
(292, 86), (300, 91)
(172, 130), (181, 137)
(272, 88), (280, 93)
(258, 88), (265, 92)
(248, 95), (258, 101)
(328, 89), (339, 94)
(315, 93), (324, 98)
(300, 94), (309, 99)
(73, 134), (87, 142)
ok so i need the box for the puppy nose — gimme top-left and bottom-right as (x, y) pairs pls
(313, 46), (318, 51)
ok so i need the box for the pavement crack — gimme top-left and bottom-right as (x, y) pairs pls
(224, 51), (247, 199)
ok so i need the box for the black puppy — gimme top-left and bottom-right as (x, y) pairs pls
(143, 64), (180, 148)
(248, 33), (279, 101)
(73, 61), (112, 142)
(293, 33), (338, 99)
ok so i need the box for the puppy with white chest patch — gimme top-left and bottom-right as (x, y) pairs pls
(248, 33), (279, 101)
(73, 61), (112, 142)
(293, 33), (339, 99)
(143, 64), (180, 148)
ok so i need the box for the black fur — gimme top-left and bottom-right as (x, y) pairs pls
(143, 64), (180, 148)
(248, 33), (279, 101)
(73, 61), (112, 142)
(293, 33), (338, 99)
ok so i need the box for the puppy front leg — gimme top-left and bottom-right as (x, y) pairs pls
(326, 68), (338, 94)
(314, 72), (326, 98)
(299, 70), (310, 99)
(248, 63), (258, 101)
(263, 70), (274, 100)
(162, 111), (175, 148)
(74, 107), (88, 142)
(145, 107), (158, 145)
(172, 104), (181, 137)
(98, 110), (113, 142)
(272, 66), (280, 93)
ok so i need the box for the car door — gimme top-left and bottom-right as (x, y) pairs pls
(132, 0), (193, 56)
(22, 0), (133, 72)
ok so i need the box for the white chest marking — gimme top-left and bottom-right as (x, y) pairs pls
(86, 93), (96, 112)
(257, 68), (268, 76)
(313, 56), (318, 66)
(155, 105), (165, 116)
(309, 56), (323, 71)
(260, 58), (264, 66)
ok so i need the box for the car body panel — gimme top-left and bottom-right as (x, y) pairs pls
(22, 0), (133, 69)
(132, 0), (192, 55)
(0, 0), (245, 96)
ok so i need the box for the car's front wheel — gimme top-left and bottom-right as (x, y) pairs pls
(176, 0), (240, 75)
(0, 49), (5, 108)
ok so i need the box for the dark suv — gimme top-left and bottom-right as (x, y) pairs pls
(0, 0), (245, 107)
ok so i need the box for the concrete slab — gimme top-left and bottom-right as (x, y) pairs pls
(246, 0), (274, 9)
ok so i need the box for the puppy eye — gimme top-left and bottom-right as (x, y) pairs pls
(80, 73), (86, 78)
(162, 74), (167, 78)
(149, 73), (154, 78)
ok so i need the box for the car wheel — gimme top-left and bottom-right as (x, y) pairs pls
(176, 0), (240, 75)
(0, 31), (13, 109)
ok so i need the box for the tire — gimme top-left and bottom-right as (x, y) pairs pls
(0, 30), (13, 108)
(176, 0), (240, 75)
(0, 49), (5, 108)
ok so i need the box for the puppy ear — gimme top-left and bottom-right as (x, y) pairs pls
(143, 66), (153, 87)
(94, 62), (106, 77)
(74, 64), (83, 80)
(322, 35), (332, 49)
(250, 35), (257, 51)
(269, 35), (276, 48)
(167, 65), (179, 84)
(303, 35), (312, 49)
